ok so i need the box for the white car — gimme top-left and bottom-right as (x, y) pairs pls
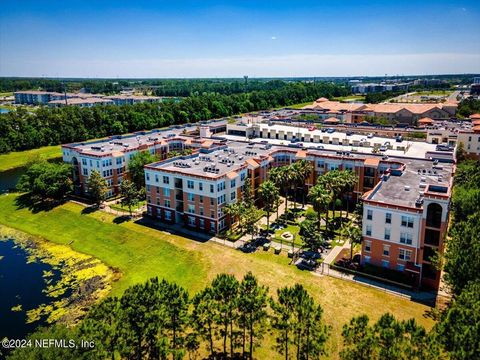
(367, 133), (374, 138)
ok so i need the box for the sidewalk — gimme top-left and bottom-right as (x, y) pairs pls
(323, 240), (350, 265)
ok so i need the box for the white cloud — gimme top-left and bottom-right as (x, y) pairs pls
(271, 36), (277, 40)
(2, 53), (480, 78)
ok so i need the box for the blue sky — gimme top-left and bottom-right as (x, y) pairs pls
(1, 0), (479, 77)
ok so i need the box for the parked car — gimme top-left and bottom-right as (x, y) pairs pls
(308, 126), (316, 131)
(346, 131), (353, 136)
(396, 135), (403, 142)
(326, 128), (335, 134)
(367, 133), (374, 138)
(379, 146), (387, 152)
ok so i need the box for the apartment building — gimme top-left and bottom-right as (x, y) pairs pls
(145, 142), (284, 233)
(457, 124), (480, 159)
(61, 130), (219, 197)
(361, 158), (454, 289)
(304, 98), (456, 124)
(143, 136), (453, 290)
(14, 91), (64, 105)
(104, 95), (162, 105)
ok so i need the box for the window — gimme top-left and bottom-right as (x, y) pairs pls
(398, 249), (412, 261)
(230, 179), (236, 187)
(217, 181), (226, 191)
(187, 193), (195, 202)
(366, 225), (372, 236)
(210, 184), (214, 193)
(116, 157), (122, 165)
(199, 195), (203, 203)
(401, 215), (414, 228)
(384, 228), (391, 240)
(199, 182), (203, 191)
(163, 176), (170, 184)
(82, 158), (87, 166)
(397, 264), (405, 272)
(155, 174), (159, 183)
(217, 194), (226, 205)
(165, 211), (171, 220)
(187, 180), (194, 189)
(165, 199), (171, 208)
(210, 222), (216, 232)
(156, 198), (160, 206)
(240, 172), (246, 181)
(364, 256), (371, 263)
(385, 213), (392, 224)
(188, 204), (195, 214)
(199, 207), (204, 216)
(364, 241), (371, 252)
(82, 168), (88, 176)
(146, 185), (150, 192)
(383, 245), (390, 257)
(188, 216), (196, 226)
(400, 233), (413, 245)
(163, 188), (170, 197)
(367, 209), (373, 220)
(146, 173), (150, 181)
(382, 260), (389, 268)
(210, 198), (214, 206)
(199, 218), (205, 229)
(231, 192), (236, 201)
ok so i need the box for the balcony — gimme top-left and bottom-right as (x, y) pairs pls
(174, 179), (183, 189)
(424, 229), (440, 247)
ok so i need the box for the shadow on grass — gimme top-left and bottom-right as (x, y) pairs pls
(134, 217), (212, 243)
(113, 215), (130, 224)
(81, 205), (98, 215)
(14, 192), (67, 213)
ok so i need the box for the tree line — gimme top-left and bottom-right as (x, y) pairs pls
(0, 82), (350, 154)
(7, 272), (453, 360)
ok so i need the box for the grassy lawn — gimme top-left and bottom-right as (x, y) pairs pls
(333, 95), (366, 102)
(0, 145), (62, 172)
(0, 194), (435, 359)
(413, 90), (454, 97)
(110, 200), (146, 213)
(273, 101), (312, 110)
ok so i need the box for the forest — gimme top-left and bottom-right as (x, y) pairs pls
(0, 82), (350, 153)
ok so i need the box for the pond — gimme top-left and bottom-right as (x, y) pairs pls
(0, 108), (10, 114)
(0, 239), (63, 339)
(0, 167), (26, 193)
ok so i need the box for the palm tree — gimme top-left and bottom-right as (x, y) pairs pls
(289, 163), (303, 210)
(259, 180), (279, 233)
(340, 220), (362, 259)
(318, 170), (343, 221)
(342, 170), (358, 218)
(308, 184), (332, 234)
(292, 160), (313, 208)
(270, 166), (291, 213)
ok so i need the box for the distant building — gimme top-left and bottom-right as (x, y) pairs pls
(48, 97), (114, 108)
(104, 95), (162, 105)
(14, 91), (64, 105)
(14, 91), (163, 107)
(304, 98), (456, 124)
(351, 83), (410, 94)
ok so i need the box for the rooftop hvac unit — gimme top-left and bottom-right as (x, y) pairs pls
(404, 185), (411, 191)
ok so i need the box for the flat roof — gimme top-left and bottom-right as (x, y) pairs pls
(366, 158), (453, 208)
(147, 141), (273, 178)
